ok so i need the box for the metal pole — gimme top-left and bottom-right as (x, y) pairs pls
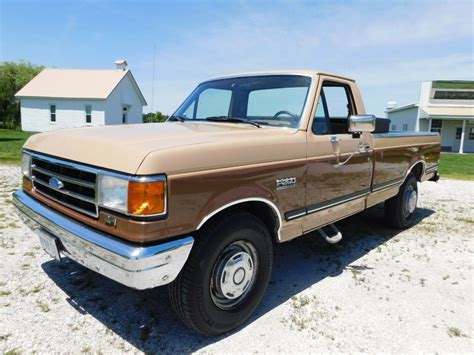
(151, 44), (156, 114)
(459, 119), (466, 154)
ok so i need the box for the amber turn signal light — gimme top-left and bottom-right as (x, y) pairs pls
(128, 180), (165, 216)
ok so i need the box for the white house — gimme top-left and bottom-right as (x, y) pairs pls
(15, 60), (147, 132)
(386, 80), (474, 153)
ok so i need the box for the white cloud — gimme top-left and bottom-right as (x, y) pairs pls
(138, 0), (473, 116)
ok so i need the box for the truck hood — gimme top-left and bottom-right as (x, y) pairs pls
(24, 122), (306, 175)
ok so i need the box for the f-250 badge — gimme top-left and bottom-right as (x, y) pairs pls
(276, 177), (296, 190)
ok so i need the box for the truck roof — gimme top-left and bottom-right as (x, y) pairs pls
(202, 70), (356, 83)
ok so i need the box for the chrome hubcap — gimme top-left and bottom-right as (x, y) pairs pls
(403, 185), (417, 217)
(210, 241), (258, 310)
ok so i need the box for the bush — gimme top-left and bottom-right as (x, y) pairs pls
(143, 111), (168, 123)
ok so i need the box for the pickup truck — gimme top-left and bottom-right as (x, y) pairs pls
(13, 70), (441, 336)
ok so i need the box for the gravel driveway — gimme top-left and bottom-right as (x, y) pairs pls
(0, 164), (472, 353)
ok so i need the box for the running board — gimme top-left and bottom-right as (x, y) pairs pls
(318, 224), (342, 244)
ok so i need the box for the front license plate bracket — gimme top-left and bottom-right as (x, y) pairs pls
(38, 229), (62, 261)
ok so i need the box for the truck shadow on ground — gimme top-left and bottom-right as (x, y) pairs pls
(42, 204), (434, 353)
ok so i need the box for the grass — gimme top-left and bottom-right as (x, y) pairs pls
(439, 153), (474, 181)
(0, 129), (35, 164)
(432, 80), (474, 90)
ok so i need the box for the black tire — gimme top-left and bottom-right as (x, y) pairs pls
(168, 211), (273, 336)
(384, 173), (418, 228)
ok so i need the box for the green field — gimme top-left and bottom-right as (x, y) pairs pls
(0, 129), (36, 164)
(439, 153), (474, 181)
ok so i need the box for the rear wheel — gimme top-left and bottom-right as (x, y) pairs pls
(385, 174), (418, 228)
(168, 211), (273, 336)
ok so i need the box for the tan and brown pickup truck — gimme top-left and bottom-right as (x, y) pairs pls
(14, 70), (440, 335)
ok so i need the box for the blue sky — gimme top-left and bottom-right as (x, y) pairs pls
(1, 0), (473, 116)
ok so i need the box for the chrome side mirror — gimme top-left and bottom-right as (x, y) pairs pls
(348, 115), (376, 133)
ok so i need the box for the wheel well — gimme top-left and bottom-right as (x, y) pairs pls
(198, 201), (280, 242)
(409, 162), (424, 182)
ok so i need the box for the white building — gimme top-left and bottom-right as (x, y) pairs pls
(386, 80), (474, 153)
(15, 60), (147, 132)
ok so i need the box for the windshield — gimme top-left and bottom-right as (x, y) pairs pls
(172, 75), (312, 128)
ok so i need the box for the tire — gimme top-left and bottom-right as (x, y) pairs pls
(168, 211), (273, 336)
(384, 173), (418, 228)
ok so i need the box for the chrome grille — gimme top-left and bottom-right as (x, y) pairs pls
(31, 154), (98, 217)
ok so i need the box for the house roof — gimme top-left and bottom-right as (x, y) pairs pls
(385, 103), (418, 113)
(15, 68), (147, 105)
(420, 106), (474, 118)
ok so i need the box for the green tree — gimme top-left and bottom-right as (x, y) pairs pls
(0, 61), (44, 130)
(143, 111), (168, 123)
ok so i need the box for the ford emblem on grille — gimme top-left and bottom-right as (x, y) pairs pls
(48, 177), (64, 190)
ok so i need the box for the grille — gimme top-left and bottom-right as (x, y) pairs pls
(31, 155), (98, 217)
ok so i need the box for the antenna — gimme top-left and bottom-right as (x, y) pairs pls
(151, 44), (157, 113)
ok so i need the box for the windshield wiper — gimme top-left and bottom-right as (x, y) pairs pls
(205, 116), (261, 128)
(168, 115), (186, 122)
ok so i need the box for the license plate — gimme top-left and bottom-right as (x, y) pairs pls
(38, 230), (61, 261)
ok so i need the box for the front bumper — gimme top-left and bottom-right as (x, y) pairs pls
(13, 190), (194, 290)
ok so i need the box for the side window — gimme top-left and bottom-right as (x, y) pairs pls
(312, 92), (330, 135)
(324, 86), (351, 119)
(312, 83), (353, 135)
(182, 100), (195, 119)
(85, 105), (92, 124)
(50, 104), (56, 122)
(195, 88), (231, 119)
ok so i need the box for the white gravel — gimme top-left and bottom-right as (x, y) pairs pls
(0, 164), (472, 354)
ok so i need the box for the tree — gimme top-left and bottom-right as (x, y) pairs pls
(0, 61), (44, 130)
(143, 111), (168, 123)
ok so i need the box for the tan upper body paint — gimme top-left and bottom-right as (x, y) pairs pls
(23, 70), (441, 244)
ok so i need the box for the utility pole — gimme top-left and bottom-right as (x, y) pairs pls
(151, 44), (156, 113)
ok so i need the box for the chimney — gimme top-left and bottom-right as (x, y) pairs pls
(386, 101), (397, 111)
(115, 59), (128, 71)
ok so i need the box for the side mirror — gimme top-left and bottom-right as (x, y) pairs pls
(348, 115), (376, 133)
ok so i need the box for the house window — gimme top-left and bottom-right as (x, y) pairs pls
(430, 119), (442, 134)
(470, 128), (474, 140)
(50, 105), (56, 122)
(85, 105), (92, 124)
(455, 127), (462, 139)
(403, 124), (408, 131)
(391, 124), (396, 131)
(433, 90), (474, 100)
(122, 106), (128, 123)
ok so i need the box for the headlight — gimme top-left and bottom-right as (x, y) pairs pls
(98, 174), (129, 213)
(98, 174), (166, 216)
(21, 153), (32, 178)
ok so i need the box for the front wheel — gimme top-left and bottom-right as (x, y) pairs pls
(168, 211), (273, 336)
(384, 173), (418, 228)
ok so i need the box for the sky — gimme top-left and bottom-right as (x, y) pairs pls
(1, 0), (473, 116)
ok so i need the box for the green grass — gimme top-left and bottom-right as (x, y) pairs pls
(432, 80), (474, 89)
(0, 129), (36, 164)
(439, 153), (474, 180)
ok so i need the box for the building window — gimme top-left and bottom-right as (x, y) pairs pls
(122, 106), (128, 124)
(391, 124), (396, 131)
(430, 119), (442, 134)
(433, 90), (474, 100)
(403, 124), (408, 131)
(470, 128), (474, 140)
(50, 105), (56, 122)
(455, 127), (462, 140)
(85, 105), (92, 124)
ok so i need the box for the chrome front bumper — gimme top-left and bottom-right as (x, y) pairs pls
(12, 190), (194, 290)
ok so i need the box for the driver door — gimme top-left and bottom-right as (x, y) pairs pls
(302, 78), (372, 232)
